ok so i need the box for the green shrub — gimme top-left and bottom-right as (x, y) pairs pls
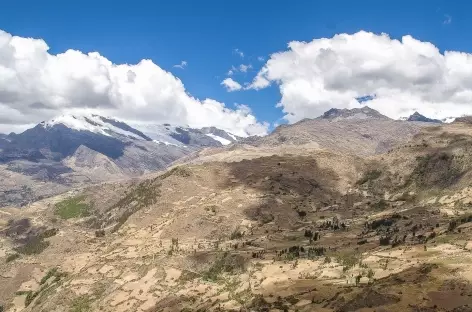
(94, 230), (105, 237)
(55, 196), (90, 219)
(159, 166), (192, 179)
(203, 252), (246, 281)
(70, 295), (91, 312)
(15, 237), (50, 255)
(230, 229), (243, 240)
(40, 228), (58, 239)
(6, 253), (20, 263)
(24, 291), (37, 307)
(335, 251), (361, 272)
(40, 268), (58, 285)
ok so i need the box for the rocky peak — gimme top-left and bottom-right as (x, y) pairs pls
(406, 111), (442, 123)
(318, 106), (390, 121)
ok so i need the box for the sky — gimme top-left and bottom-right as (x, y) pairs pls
(1, 0), (472, 135)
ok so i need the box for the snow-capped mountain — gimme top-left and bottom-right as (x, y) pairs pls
(2, 114), (241, 162)
(132, 123), (240, 147)
(0, 114), (241, 207)
(38, 114), (240, 147)
(41, 114), (153, 141)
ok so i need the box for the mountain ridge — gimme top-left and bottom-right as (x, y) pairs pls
(0, 114), (241, 207)
(316, 106), (391, 121)
(405, 111), (442, 123)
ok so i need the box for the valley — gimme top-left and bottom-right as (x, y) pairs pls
(2, 109), (472, 311)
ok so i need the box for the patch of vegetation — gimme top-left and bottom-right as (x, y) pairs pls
(159, 166), (192, 179)
(55, 195), (91, 219)
(94, 230), (105, 237)
(40, 268), (58, 285)
(249, 295), (271, 311)
(371, 199), (388, 210)
(202, 252), (247, 281)
(367, 268), (375, 281)
(356, 169), (382, 185)
(365, 217), (397, 230)
(179, 270), (199, 282)
(5, 253), (20, 263)
(40, 228), (58, 238)
(40, 267), (66, 285)
(24, 290), (37, 307)
(14, 237), (50, 255)
(91, 283), (107, 298)
(306, 247), (326, 259)
(16, 290), (38, 307)
(230, 229), (243, 240)
(70, 295), (92, 312)
(204, 205), (218, 214)
(447, 214), (472, 232)
(379, 236), (391, 246)
(110, 178), (162, 232)
(15, 268), (66, 307)
(338, 289), (400, 311)
(334, 251), (361, 272)
(408, 152), (464, 188)
(297, 210), (307, 218)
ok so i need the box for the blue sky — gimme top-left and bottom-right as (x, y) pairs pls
(1, 0), (471, 134)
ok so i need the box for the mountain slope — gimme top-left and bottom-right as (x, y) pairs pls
(251, 108), (432, 156)
(4, 122), (472, 311)
(0, 114), (240, 207)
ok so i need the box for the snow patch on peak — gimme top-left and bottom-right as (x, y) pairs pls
(442, 117), (456, 123)
(42, 114), (106, 133)
(41, 114), (146, 140)
(227, 132), (237, 141)
(152, 139), (180, 147)
(205, 133), (231, 145)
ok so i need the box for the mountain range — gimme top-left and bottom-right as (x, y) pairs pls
(4, 105), (472, 311)
(5, 105), (472, 312)
(0, 114), (240, 207)
(0, 107), (463, 207)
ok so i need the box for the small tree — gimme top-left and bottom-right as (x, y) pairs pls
(355, 274), (361, 286)
(367, 268), (375, 283)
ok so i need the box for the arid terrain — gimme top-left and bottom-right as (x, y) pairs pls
(3, 118), (472, 311)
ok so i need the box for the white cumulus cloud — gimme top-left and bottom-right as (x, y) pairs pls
(0, 29), (267, 136)
(249, 31), (472, 123)
(221, 78), (242, 92)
